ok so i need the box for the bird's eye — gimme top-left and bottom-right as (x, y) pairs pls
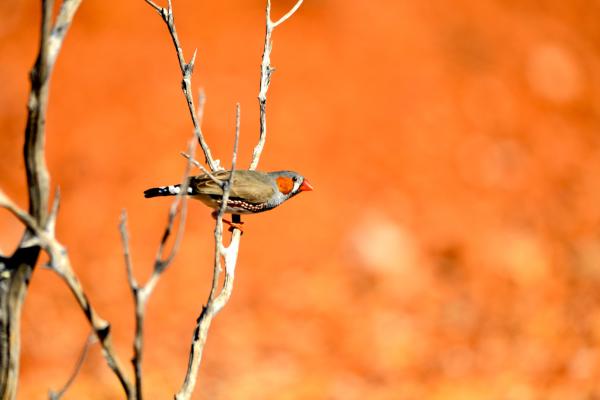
(292, 176), (297, 182)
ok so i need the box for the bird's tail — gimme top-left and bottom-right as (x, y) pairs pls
(144, 185), (187, 198)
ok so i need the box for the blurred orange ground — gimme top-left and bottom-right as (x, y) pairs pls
(2, 0), (600, 399)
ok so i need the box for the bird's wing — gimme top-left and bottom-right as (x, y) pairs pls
(189, 170), (275, 204)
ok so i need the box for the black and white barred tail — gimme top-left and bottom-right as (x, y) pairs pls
(143, 184), (192, 198)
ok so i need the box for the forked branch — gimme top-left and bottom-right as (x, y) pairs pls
(144, 0), (219, 172)
(1, 1), (83, 399)
(174, 104), (242, 400)
(120, 138), (197, 400)
(249, 0), (303, 170)
(1, 1), (303, 399)
(143, 1), (303, 398)
(141, 2), (246, 398)
(0, 189), (134, 399)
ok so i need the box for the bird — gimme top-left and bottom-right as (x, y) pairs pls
(144, 170), (313, 229)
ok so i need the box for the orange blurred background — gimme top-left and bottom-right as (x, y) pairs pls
(2, 0), (600, 398)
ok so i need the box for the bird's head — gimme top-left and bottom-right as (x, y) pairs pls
(269, 170), (313, 200)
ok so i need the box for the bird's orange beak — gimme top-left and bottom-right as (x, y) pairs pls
(299, 179), (314, 192)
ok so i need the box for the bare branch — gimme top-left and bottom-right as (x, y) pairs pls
(271, 0), (303, 28)
(143, 4), (244, 398)
(46, 187), (61, 237)
(232, 104), (240, 174)
(1, 1), (83, 395)
(180, 152), (224, 187)
(146, 1), (302, 398)
(249, 0), (303, 170)
(155, 140), (195, 270)
(120, 137), (196, 400)
(143, 0), (162, 14)
(23, 0), (83, 224)
(48, 332), (94, 400)
(196, 88), (206, 124)
(144, 0), (219, 171)
(119, 210), (137, 291)
(47, 0), (84, 70)
(0, 189), (134, 398)
(24, 0), (52, 228)
(209, 104), (240, 303)
(175, 104), (242, 400)
(120, 208), (146, 400)
(118, 211), (145, 400)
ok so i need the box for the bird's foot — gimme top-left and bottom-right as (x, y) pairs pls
(211, 212), (244, 233)
(227, 222), (244, 233)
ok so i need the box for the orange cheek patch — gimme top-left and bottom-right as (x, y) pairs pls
(276, 177), (294, 194)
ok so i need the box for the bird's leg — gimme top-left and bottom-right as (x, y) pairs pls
(229, 214), (244, 233)
(230, 214), (245, 233)
(211, 211), (244, 232)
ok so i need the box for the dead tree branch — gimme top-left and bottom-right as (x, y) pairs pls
(180, 152), (224, 187)
(48, 332), (95, 400)
(1, 0), (303, 398)
(175, 104), (242, 400)
(144, 0), (219, 171)
(0, 190), (134, 398)
(141, 2), (243, 397)
(121, 139), (197, 400)
(0, 1), (134, 396)
(144, 1), (303, 398)
(0, 1), (82, 398)
(249, 0), (303, 170)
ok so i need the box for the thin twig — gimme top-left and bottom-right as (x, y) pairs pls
(175, 104), (242, 400)
(155, 139), (196, 270)
(143, 0), (161, 13)
(180, 152), (224, 187)
(121, 138), (196, 400)
(271, 0), (303, 27)
(249, 0), (303, 170)
(209, 104), (240, 302)
(196, 88), (206, 124)
(48, 332), (95, 400)
(47, 0), (84, 70)
(144, 0), (219, 171)
(120, 211), (137, 291)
